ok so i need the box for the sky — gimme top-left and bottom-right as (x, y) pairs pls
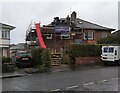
(1, 0), (119, 44)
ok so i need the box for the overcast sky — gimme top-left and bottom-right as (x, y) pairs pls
(1, 0), (119, 44)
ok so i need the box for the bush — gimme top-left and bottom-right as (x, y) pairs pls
(1, 56), (15, 73)
(66, 44), (102, 69)
(31, 48), (43, 67)
(2, 56), (11, 63)
(31, 48), (51, 72)
(41, 49), (51, 71)
(67, 44), (102, 57)
(61, 55), (70, 64)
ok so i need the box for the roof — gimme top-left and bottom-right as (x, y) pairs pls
(0, 22), (15, 30)
(112, 30), (120, 35)
(75, 18), (115, 31)
(44, 18), (115, 31)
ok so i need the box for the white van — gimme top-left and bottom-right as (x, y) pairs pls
(101, 46), (120, 65)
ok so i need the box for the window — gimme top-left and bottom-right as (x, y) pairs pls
(103, 47), (114, 53)
(88, 32), (93, 40)
(84, 32), (94, 40)
(2, 30), (10, 39)
(109, 47), (114, 53)
(46, 34), (52, 39)
(61, 34), (70, 39)
(103, 47), (108, 53)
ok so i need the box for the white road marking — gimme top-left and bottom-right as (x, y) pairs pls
(51, 89), (60, 91)
(66, 85), (79, 89)
(83, 82), (94, 86)
(95, 80), (104, 84)
(103, 80), (108, 82)
(111, 77), (118, 80)
(87, 82), (94, 85)
(83, 83), (90, 86)
(52, 78), (118, 91)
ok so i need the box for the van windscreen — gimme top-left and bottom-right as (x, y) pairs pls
(103, 47), (114, 53)
(109, 47), (114, 53)
(104, 47), (108, 53)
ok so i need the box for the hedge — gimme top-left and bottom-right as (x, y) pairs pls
(31, 48), (51, 72)
(67, 44), (102, 57)
(31, 48), (43, 67)
(1, 56), (11, 63)
(66, 44), (102, 68)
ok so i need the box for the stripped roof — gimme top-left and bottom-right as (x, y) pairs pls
(44, 18), (115, 31)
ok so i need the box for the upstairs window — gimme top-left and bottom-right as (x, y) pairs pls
(2, 30), (10, 39)
(46, 34), (52, 39)
(84, 32), (94, 40)
(61, 33), (70, 39)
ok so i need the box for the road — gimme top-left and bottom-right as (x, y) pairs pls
(2, 65), (119, 92)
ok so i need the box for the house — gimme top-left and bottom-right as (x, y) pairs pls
(26, 11), (115, 53)
(0, 22), (15, 57)
(10, 43), (29, 57)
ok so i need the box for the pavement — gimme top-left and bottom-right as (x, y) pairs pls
(0, 63), (108, 79)
(1, 68), (27, 79)
(1, 64), (70, 79)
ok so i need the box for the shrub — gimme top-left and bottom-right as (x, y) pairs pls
(41, 49), (51, 71)
(1, 56), (15, 73)
(2, 56), (11, 63)
(66, 44), (102, 69)
(61, 55), (70, 64)
(31, 48), (51, 72)
(31, 48), (43, 67)
(67, 44), (102, 57)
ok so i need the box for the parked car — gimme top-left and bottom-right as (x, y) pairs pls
(15, 51), (33, 68)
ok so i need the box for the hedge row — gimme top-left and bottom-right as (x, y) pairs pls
(67, 44), (102, 57)
(0, 56), (11, 63)
(31, 48), (51, 71)
(65, 44), (102, 68)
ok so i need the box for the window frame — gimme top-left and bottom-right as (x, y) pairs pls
(2, 30), (10, 39)
(84, 32), (94, 40)
(46, 33), (52, 39)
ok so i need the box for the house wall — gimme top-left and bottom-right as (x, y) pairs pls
(37, 28), (112, 53)
(94, 30), (111, 41)
(83, 30), (111, 44)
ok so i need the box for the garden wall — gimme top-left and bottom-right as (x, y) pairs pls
(75, 57), (101, 65)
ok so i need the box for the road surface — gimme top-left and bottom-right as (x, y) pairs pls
(2, 65), (119, 92)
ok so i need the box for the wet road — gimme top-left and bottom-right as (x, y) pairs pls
(2, 65), (119, 91)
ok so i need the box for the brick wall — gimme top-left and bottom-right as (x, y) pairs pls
(75, 57), (101, 65)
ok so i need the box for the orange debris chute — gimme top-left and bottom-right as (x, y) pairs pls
(35, 23), (46, 49)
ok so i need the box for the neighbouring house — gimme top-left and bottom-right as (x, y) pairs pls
(10, 43), (29, 57)
(26, 11), (115, 53)
(0, 22), (15, 57)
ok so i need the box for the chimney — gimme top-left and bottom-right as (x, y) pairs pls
(54, 17), (59, 23)
(71, 11), (77, 23)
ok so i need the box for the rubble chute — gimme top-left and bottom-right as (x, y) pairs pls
(35, 23), (46, 48)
